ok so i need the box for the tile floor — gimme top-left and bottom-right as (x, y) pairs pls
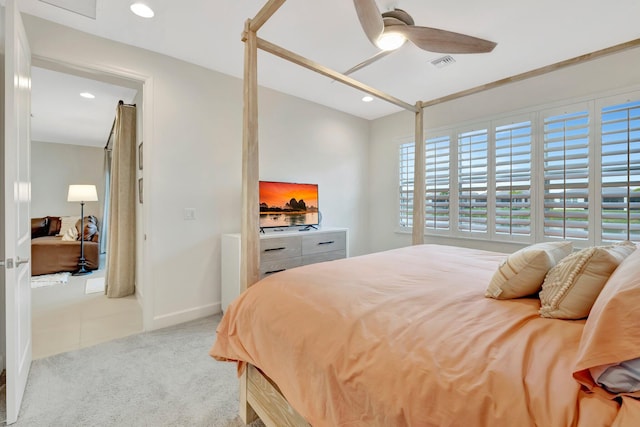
(31, 261), (143, 359)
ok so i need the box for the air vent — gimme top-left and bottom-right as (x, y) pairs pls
(430, 55), (456, 68)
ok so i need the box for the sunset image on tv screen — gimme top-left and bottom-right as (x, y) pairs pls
(259, 181), (319, 228)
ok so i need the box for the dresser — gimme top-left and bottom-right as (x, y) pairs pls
(221, 227), (348, 311)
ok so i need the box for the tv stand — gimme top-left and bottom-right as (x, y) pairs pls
(221, 227), (348, 312)
(300, 224), (318, 231)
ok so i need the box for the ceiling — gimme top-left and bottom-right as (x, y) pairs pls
(31, 66), (138, 147)
(15, 0), (640, 145)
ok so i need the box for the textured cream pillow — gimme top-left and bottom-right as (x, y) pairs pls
(485, 241), (573, 299)
(539, 241), (637, 319)
(57, 216), (80, 237)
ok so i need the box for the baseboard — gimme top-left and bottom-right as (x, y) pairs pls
(150, 302), (221, 330)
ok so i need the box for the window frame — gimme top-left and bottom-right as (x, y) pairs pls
(398, 86), (640, 246)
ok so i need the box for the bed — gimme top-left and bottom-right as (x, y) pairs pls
(211, 243), (640, 426)
(211, 1), (640, 425)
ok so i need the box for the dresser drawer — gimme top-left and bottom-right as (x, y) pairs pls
(302, 231), (346, 255)
(260, 236), (302, 262)
(260, 256), (303, 279)
(302, 249), (346, 266)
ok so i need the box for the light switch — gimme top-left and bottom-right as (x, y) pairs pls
(184, 208), (196, 220)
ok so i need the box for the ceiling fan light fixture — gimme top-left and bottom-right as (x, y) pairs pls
(130, 2), (154, 18)
(376, 32), (406, 51)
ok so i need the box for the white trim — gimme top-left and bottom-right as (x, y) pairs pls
(151, 302), (221, 330)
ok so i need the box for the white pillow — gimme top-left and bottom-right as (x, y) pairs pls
(485, 241), (572, 299)
(57, 216), (80, 237)
(591, 357), (640, 393)
(61, 225), (78, 241)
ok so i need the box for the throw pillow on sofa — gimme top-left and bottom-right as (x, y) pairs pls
(31, 217), (49, 238)
(46, 216), (62, 236)
(57, 216), (80, 237)
(75, 215), (99, 241)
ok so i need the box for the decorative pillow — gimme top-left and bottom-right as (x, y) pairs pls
(61, 225), (79, 241)
(573, 246), (640, 397)
(539, 241), (636, 319)
(57, 216), (80, 237)
(75, 216), (99, 241)
(47, 216), (61, 236)
(485, 241), (572, 299)
(31, 217), (49, 238)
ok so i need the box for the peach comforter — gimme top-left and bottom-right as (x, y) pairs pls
(211, 244), (636, 426)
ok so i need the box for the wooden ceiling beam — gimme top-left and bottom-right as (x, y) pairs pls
(257, 37), (418, 113)
(422, 38), (640, 108)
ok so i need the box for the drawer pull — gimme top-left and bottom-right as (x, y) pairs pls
(318, 240), (335, 245)
(264, 247), (286, 252)
(265, 268), (286, 275)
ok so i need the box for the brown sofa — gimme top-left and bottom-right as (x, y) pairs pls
(31, 216), (100, 276)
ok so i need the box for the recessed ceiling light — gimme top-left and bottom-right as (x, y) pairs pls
(362, 96), (374, 103)
(80, 92), (95, 99)
(130, 2), (154, 18)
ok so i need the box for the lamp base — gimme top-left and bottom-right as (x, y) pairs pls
(72, 258), (92, 276)
(72, 268), (93, 276)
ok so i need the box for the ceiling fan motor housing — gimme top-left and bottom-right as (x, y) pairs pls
(381, 8), (414, 26)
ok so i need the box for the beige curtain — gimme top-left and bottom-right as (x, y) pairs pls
(105, 103), (137, 298)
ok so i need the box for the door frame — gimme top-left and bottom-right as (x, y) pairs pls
(30, 54), (154, 332)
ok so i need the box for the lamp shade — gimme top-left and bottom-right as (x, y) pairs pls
(67, 185), (98, 202)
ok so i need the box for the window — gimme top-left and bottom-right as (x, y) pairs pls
(495, 121), (532, 236)
(398, 89), (640, 246)
(425, 136), (450, 230)
(601, 100), (640, 242)
(399, 141), (415, 228)
(543, 110), (590, 240)
(458, 129), (488, 233)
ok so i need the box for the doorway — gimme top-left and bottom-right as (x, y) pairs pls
(29, 62), (145, 359)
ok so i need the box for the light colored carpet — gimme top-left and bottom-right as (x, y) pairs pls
(12, 315), (266, 426)
(30, 272), (71, 289)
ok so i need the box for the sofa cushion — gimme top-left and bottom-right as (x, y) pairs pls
(31, 217), (49, 238)
(46, 216), (61, 236)
(75, 215), (99, 241)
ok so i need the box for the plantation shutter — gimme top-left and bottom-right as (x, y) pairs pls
(543, 110), (590, 240)
(458, 129), (488, 233)
(399, 142), (415, 228)
(495, 121), (532, 236)
(425, 135), (450, 230)
(601, 100), (640, 242)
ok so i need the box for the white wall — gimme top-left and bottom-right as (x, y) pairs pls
(22, 14), (370, 329)
(30, 141), (105, 220)
(369, 46), (640, 254)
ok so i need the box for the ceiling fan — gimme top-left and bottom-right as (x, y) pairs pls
(346, 0), (497, 75)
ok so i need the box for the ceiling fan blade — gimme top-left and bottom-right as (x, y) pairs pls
(341, 49), (396, 76)
(396, 25), (497, 54)
(353, 0), (384, 45)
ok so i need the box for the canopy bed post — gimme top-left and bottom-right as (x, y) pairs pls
(239, 18), (260, 425)
(238, 2), (287, 423)
(412, 101), (425, 245)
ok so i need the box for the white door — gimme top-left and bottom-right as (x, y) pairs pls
(3, 0), (32, 423)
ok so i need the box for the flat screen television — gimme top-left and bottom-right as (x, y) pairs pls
(259, 181), (319, 229)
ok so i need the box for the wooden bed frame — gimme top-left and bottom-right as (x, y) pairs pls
(237, 1), (640, 425)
